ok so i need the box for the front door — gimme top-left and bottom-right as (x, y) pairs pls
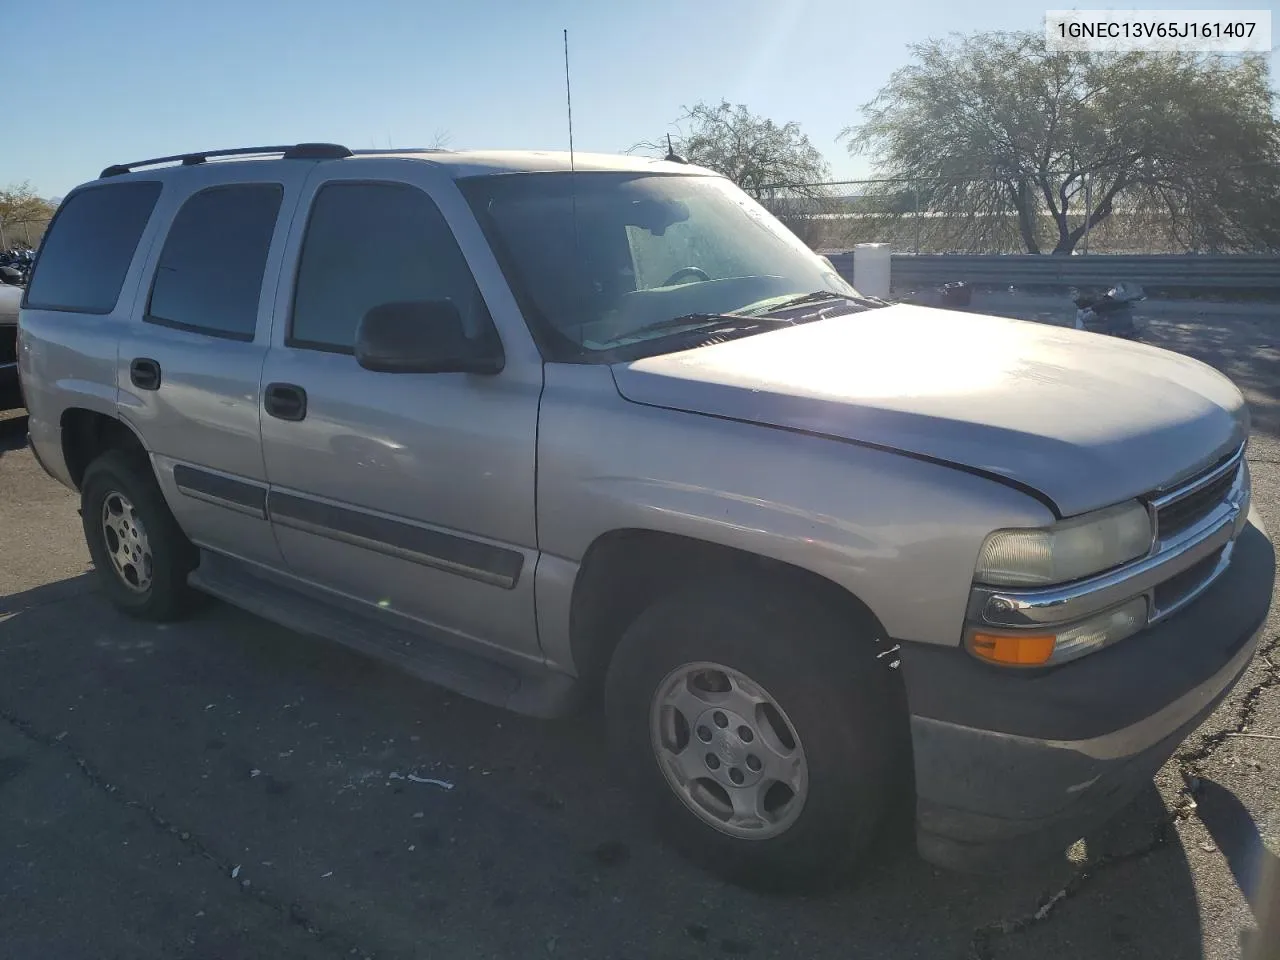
(258, 164), (544, 661)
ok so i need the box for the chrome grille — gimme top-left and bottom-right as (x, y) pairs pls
(1156, 470), (1236, 538)
(1152, 446), (1244, 542)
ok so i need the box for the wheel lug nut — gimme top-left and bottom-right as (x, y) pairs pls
(746, 755), (762, 772)
(728, 768), (744, 785)
(713, 711), (728, 728)
(696, 725), (712, 743)
(737, 726), (754, 743)
(705, 754), (721, 770)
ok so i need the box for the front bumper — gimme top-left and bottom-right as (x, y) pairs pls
(902, 512), (1274, 872)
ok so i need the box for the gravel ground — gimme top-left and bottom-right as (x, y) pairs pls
(0, 302), (1277, 960)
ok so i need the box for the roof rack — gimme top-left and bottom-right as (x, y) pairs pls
(99, 142), (353, 179)
(348, 148), (452, 155)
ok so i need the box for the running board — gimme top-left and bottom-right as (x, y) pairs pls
(188, 551), (580, 718)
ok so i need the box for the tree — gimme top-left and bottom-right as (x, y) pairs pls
(634, 101), (831, 200)
(843, 32), (1280, 254)
(633, 101), (835, 245)
(0, 183), (56, 248)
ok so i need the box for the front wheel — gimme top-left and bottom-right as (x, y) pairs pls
(605, 579), (908, 891)
(81, 450), (201, 621)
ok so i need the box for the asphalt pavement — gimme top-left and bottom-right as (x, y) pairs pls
(1, 303), (1278, 960)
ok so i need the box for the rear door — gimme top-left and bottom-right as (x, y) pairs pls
(116, 162), (307, 568)
(257, 161), (544, 661)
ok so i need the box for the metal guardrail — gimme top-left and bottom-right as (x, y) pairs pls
(825, 253), (1280, 293)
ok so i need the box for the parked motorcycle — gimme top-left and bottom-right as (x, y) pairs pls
(938, 281), (972, 309)
(0, 249), (32, 286)
(1073, 282), (1146, 339)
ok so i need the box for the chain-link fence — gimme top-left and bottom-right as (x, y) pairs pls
(761, 174), (1278, 256)
(0, 218), (49, 252)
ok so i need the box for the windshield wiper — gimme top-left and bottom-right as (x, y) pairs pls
(621, 312), (759, 340)
(597, 312), (796, 362)
(755, 291), (890, 314)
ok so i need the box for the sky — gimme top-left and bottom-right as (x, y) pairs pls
(6, 0), (1278, 199)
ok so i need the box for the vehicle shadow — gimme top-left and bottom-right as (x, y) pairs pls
(0, 572), (96, 617)
(978, 784), (1206, 959)
(0, 577), (1210, 960)
(1197, 778), (1280, 960)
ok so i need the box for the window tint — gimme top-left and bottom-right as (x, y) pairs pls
(291, 182), (489, 351)
(24, 181), (161, 313)
(147, 184), (283, 340)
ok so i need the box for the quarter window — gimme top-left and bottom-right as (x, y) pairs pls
(23, 181), (162, 314)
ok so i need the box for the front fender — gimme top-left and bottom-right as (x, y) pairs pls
(535, 364), (1054, 650)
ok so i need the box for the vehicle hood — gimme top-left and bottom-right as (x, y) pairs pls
(610, 305), (1247, 517)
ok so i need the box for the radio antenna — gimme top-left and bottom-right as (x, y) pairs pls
(562, 29), (586, 347)
(563, 29), (576, 172)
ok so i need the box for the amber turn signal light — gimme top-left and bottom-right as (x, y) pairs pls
(968, 632), (1056, 666)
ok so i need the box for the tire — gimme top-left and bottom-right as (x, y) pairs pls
(80, 449), (201, 621)
(604, 577), (908, 892)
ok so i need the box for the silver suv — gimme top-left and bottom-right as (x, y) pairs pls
(18, 143), (1274, 889)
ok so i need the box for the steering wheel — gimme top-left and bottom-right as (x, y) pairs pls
(662, 266), (712, 286)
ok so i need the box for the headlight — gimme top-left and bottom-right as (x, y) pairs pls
(968, 596), (1148, 667)
(974, 501), (1152, 587)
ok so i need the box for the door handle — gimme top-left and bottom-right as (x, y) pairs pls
(264, 382), (307, 422)
(130, 357), (161, 391)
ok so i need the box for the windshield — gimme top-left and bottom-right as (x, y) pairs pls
(460, 172), (858, 362)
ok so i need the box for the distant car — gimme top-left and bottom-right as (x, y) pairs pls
(0, 282), (22, 409)
(16, 141), (1275, 890)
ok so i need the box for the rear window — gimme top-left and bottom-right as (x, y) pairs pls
(146, 184), (283, 340)
(23, 181), (162, 314)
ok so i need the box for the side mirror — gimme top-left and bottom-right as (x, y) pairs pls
(354, 300), (503, 375)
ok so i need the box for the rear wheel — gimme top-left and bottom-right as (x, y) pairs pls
(605, 578), (907, 891)
(81, 450), (200, 621)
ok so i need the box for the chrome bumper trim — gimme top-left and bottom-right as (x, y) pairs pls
(972, 461), (1248, 629)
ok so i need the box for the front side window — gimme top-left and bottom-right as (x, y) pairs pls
(24, 181), (162, 314)
(290, 181), (492, 353)
(147, 183), (283, 340)
(460, 172), (856, 362)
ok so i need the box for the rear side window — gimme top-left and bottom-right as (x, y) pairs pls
(24, 181), (162, 313)
(147, 184), (283, 340)
(290, 181), (489, 352)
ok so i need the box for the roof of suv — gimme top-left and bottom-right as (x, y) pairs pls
(94, 143), (716, 183)
(404, 149), (714, 179)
